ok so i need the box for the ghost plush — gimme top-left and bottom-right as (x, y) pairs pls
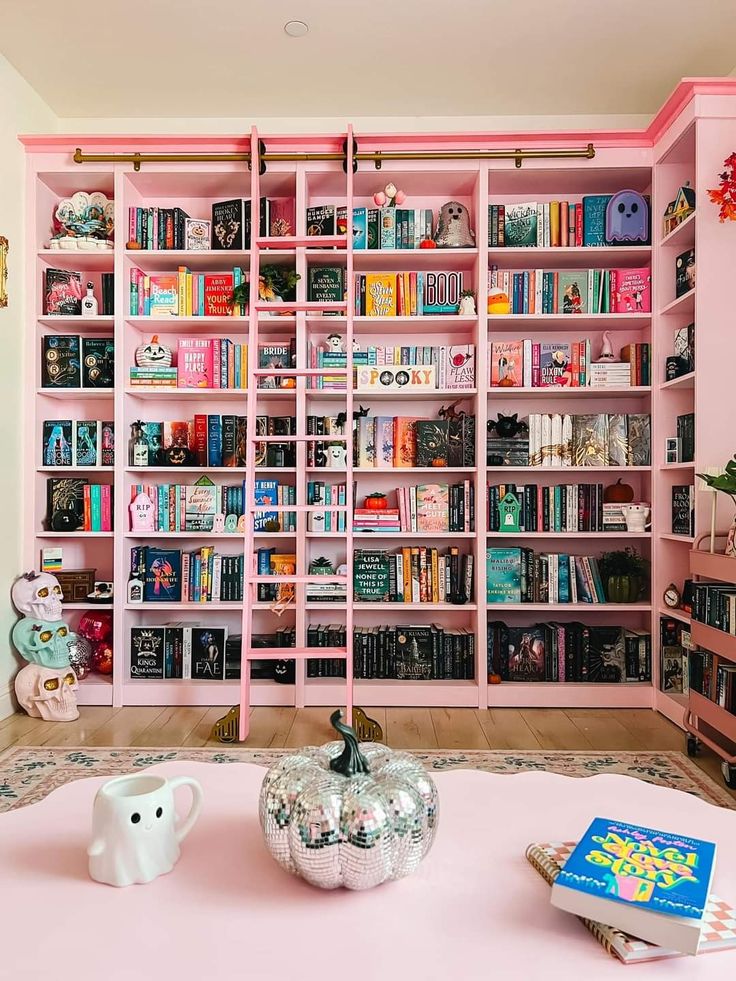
(88, 774), (203, 888)
(434, 201), (476, 248)
(605, 190), (649, 243)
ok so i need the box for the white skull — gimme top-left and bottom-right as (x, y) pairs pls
(15, 663), (79, 722)
(12, 572), (64, 620)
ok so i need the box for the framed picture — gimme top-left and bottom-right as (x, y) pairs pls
(0, 236), (7, 308)
(666, 437), (680, 464)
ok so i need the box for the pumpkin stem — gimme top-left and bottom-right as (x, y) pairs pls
(329, 710), (370, 777)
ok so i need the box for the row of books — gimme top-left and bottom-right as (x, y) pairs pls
(486, 547), (623, 605)
(691, 582), (736, 635)
(41, 336), (114, 389)
(353, 547), (474, 604)
(354, 415), (475, 469)
(660, 616), (691, 696)
(306, 482), (348, 533)
(688, 649), (736, 715)
(487, 196), (651, 248)
(487, 621), (652, 683)
(488, 266), (651, 315)
(42, 420), (114, 468)
(354, 624), (475, 680)
(307, 205), (435, 249)
(487, 483), (630, 534)
(127, 197), (273, 251)
(364, 481), (475, 534)
(524, 413), (651, 468)
(128, 545), (243, 603)
(354, 271), (465, 317)
(46, 479), (113, 532)
(255, 549), (295, 603)
(489, 339), (651, 388)
(130, 338), (248, 390)
(306, 341), (476, 391)
(677, 412), (695, 464)
(44, 269), (114, 317)
(129, 266), (246, 317)
(130, 624), (230, 680)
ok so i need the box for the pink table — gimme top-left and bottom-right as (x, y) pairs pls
(2, 762), (736, 980)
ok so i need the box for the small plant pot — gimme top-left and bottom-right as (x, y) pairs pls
(606, 575), (641, 604)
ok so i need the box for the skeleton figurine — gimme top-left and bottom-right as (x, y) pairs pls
(434, 201), (476, 248)
(14, 664), (79, 722)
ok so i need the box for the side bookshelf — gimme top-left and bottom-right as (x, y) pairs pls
(20, 86), (736, 721)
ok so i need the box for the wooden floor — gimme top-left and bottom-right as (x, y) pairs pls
(0, 705), (732, 797)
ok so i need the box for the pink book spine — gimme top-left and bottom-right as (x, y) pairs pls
(537, 485), (543, 531)
(575, 204), (583, 247)
(557, 625), (566, 681)
(100, 484), (111, 532)
(138, 269), (145, 316)
(531, 342), (541, 387)
(610, 270), (619, 313)
(212, 338), (221, 388)
(129, 207), (136, 243)
(153, 207), (159, 252)
(182, 552), (190, 603)
(464, 479), (470, 532)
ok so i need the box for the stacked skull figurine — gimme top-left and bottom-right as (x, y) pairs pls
(11, 572), (80, 722)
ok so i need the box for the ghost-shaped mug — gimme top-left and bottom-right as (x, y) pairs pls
(88, 773), (203, 887)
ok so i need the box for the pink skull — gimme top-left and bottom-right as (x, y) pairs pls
(14, 663), (79, 722)
(12, 572), (64, 620)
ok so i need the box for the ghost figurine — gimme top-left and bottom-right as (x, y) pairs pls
(326, 443), (347, 468)
(88, 774), (203, 888)
(434, 201), (476, 248)
(15, 663), (79, 722)
(12, 571), (64, 620)
(606, 190), (649, 243)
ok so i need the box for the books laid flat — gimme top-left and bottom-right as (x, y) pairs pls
(549, 818), (717, 956)
(528, 839), (736, 964)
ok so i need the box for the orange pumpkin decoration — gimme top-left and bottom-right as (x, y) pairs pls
(281, 378), (296, 389)
(604, 478), (635, 504)
(419, 238), (437, 249)
(488, 673), (502, 685)
(364, 493), (388, 511)
(431, 459), (448, 468)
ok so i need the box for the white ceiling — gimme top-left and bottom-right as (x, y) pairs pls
(2, 0), (736, 120)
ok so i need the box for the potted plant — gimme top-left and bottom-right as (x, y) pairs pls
(231, 265), (300, 313)
(364, 492), (388, 511)
(599, 548), (649, 603)
(697, 455), (736, 556)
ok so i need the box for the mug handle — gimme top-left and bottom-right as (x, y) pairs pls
(168, 776), (204, 844)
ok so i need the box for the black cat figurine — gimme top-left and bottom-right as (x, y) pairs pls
(488, 413), (529, 438)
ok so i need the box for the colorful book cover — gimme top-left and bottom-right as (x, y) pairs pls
(445, 344), (475, 389)
(143, 547), (182, 602)
(190, 626), (227, 680)
(42, 335), (81, 388)
(572, 415), (609, 466)
(393, 417), (417, 468)
(675, 248), (696, 298)
(539, 342), (573, 387)
(416, 484), (449, 532)
(306, 205), (335, 237)
(353, 549), (390, 601)
(74, 421), (98, 467)
(258, 343), (290, 388)
(415, 420), (449, 467)
(42, 420), (73, 467)
(308, 266), (343, 304)
(130, 626), (166, 679)
(502, 202), (538, 247)
(268, 198), (295, 237)
(614, 267), (651, 313)
(486, 547), (522, 603)
(177, 338), (213, 388)
(490, 341), (524, 387)
(582, 194), (611, 247)
(366, 208), (380, 249)
(507, 626), (546, 680)
(211, 199), (247, 250)
(365, 274), (397, 317)
(254, 479), (279, 532)
(352, 207), (367, 249)
(555, 818), (715, 921)
(44, 268), (82, 315)
(374, 417), (395, 467)
(184, 476), (217, 532)
(423, 271), (463, 314)
(557, 272), (588, 314)
(185, 218), (211, 251)
(270, 553), (296, 603)
(149, 275), (179, 316)
(203, 274), (234, 316)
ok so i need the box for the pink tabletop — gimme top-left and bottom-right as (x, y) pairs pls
(1, 761), (735, 980)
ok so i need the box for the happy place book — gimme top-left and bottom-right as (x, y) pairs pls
(527, 840), (736, 964)
(550, 818), (717, 955)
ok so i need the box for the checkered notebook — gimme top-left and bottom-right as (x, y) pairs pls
(526, 840), (736, 964)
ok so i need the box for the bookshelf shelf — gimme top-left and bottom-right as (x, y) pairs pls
(658, 605), (691, 624)
(23, 85), (736, 720)
(488, 531), (652, 539)
(660, 533), (695, 543)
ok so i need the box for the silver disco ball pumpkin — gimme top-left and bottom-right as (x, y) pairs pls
(259, 711), (439, 890)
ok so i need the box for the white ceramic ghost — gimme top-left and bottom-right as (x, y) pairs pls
(88, 773), (203, 888)
(326, 444), (347, 468)
(15, 663), (79, 721)
(11, 572), (64, 620)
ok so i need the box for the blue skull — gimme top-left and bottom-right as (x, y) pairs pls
(12, 617), (76, 668)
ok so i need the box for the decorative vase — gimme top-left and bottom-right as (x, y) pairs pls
(606, 575), (641, 604)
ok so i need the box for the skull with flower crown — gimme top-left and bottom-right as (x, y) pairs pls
(11, 571), (64, 620)
(12, 617), (75, 669)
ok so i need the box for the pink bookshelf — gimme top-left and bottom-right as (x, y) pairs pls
(20, 79), (736, 729)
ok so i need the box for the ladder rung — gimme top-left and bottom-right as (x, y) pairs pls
(251, 435), (346, 443)
(250, 575), (347, 584)
(244, 647), (348, 660)
(252, 369), (348, 377)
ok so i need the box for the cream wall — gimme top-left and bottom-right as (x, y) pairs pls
(0, 55), (57, 717)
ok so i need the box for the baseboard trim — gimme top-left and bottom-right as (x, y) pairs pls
(0, 683), (16, 721)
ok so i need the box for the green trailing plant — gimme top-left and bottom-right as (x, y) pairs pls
(697, 456), (736, 506)
(231, 265), (300, 307)
(460, 288), (476, 298)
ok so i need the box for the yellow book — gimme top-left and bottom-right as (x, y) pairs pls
(431, 548), (439, 603)
(177, 266), (188, 319)
(186, 272), (193, 318)
(550, 201), (560, 247)
(402, 546), (412, 601)
(241, 343), (247, 389)
(365, 274), (397, 317)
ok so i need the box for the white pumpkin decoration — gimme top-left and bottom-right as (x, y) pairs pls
(135, 335), (173, 368)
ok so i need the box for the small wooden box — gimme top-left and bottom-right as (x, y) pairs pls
(57, 568), (96, 603)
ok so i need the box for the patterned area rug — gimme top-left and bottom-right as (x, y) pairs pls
(0, 746), (733, 812)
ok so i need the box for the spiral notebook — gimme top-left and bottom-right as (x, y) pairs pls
(526, 841), (736, 964)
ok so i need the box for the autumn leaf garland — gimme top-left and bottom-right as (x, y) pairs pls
(708, 152), (736, 221)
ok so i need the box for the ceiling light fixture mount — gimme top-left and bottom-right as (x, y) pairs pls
(284, 20), (309, 37)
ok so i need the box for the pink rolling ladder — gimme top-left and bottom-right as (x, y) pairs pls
(238, 129), (356, 740)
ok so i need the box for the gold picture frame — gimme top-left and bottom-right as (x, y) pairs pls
(0, 237), (7, 308)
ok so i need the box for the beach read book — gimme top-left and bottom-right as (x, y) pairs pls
(550, 818), (716, 955)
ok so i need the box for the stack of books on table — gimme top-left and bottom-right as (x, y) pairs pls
(353, 508), (401, 533)
(527, 817), (736, 963)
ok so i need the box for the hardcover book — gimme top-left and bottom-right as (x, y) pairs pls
(254, 479), (279, 532)
(394, 626), (433, 680)
(486, 547), (522, 603)
(353, 549), (390, 601)
(365, 274), (397, 317)
(143, 547), (182, 602)
(445, 345), (475, 389)
(490, 341), (524, 387)
(306, 205), (336, 237)
(81, 337), (114, 388)
(672, 485), (695, 537)
(203, 274), (234, 316)
(42, 335), (81, 388)
(539, 342), (573, 387)
(675, 248), (696, 298)
(627, 414), (651, 466)
(502, 202), (538, 247)
(582, 194), (611, 247)
(557, 272), (588, 314)
(258, 343), (291, 388)
(587, 627), (626, 682)
(352, 207), (367, 249)
(572, 415), (608, 466)
(393, 418), (418, 468)
(46, 477), (87, 530)
(191, 626), (227, 680)
(415, 420), (449, 467)
(44, 268), (82, 315)
(42, 420), (73, 467)
(507, 626), (546, 680)
(212, 199), (248, 250)
(416, 483), (449, 532)
(613, 267), (651, 313)
(551, 817), (716, 955)
(74, 421), (98, 467)
(184, 475), (217, 532)
(178, 338), (213, 388)
(308, 266), (343, 305)
(184, 218), (211, 251)
(129, 626), (166, 679)
(149, 275), (179, 316)
(270, 553), (296, 604)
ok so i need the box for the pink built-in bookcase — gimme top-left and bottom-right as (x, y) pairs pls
(20, 79), (736, 727)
